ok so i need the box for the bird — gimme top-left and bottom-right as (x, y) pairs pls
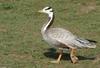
(38, 6), (96, 64)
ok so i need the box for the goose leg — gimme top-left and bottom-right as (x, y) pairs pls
(70, 48), (78, 64)
(50, 48), (63, 63)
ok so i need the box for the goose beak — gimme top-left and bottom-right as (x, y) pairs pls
(38, 10), (43, 13)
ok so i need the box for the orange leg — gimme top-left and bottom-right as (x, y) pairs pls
(50, 48), (63, 63)
(70, 48), (78, 64)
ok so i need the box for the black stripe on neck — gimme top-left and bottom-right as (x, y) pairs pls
(47, 14), (54, 29)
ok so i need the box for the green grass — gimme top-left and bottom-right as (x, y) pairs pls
(0, 0), (100, 68)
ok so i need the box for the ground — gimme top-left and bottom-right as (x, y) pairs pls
(0, 0), (100, 68)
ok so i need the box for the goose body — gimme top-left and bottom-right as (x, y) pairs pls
(43, 28), (75, 48)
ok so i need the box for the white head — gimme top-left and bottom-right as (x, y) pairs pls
(38, 7), (53, 17)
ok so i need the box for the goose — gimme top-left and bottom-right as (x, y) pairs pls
(38, 6), (96, 64)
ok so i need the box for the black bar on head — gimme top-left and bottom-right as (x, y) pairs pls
(45, 7), (52, 10)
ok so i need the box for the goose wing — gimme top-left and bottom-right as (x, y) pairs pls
(47, 28), (96, 48)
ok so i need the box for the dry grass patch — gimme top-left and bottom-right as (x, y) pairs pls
(77, 0), (96, 15)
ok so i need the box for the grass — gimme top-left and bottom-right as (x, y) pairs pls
(0, 0), (100, 68)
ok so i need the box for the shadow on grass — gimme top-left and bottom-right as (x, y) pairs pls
(44, 48), (95, 61)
